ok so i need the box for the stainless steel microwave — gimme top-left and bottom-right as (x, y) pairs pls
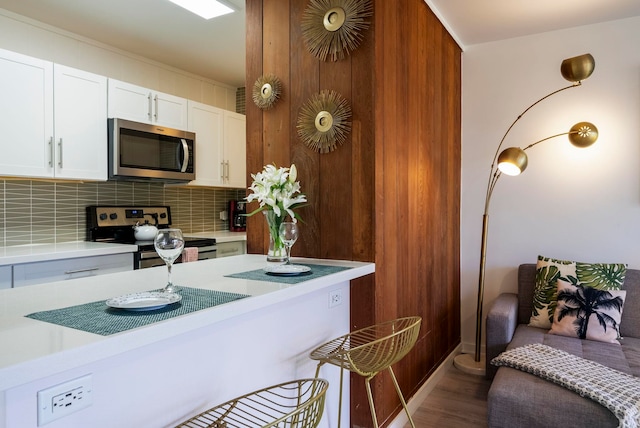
(108, 118), (195, 182)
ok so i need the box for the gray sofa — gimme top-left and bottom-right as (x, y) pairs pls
(486, 263), (640, 427)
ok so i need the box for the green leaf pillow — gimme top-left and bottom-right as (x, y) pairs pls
(528, 255), (626, 329)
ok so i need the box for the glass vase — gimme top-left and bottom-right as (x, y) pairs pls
(264, 210), (286, 262)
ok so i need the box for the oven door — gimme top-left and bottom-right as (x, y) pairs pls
(136, 244), (217, 269)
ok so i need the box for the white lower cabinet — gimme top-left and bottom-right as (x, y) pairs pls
(216, 241), (246, 258)
(0, 266), (11, 289)
(12, 253), (133, 288)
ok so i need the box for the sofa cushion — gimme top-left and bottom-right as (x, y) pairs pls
(550, 279), (626, 343)
(488, 325), (640, 428)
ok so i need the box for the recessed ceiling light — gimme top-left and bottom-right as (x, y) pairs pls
(168, 0), (234, 20)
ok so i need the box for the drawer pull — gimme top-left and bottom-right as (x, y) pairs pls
(64, 267), (100, 275)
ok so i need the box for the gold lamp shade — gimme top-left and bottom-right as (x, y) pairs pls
(498, 147), (528, 176)
(568, 122), (598, 148)
(561, 53), (595, 82)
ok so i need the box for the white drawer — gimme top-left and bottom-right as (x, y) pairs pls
(216, 241), (246, 258)
(13, 253), (133, 287)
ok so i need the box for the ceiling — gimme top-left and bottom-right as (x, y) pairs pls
(428, 0), (640, 47)
(0, 0), (247, 88)
(1, 0), (639, 89)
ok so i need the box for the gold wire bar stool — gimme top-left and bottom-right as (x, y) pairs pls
(175, 378), (329, 428)
(309, 316), (421, 428)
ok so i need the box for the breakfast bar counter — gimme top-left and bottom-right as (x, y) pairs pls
(0, 255), (374, 428)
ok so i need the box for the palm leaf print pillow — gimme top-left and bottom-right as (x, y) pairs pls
(529, 255), (626, 329)
(549, 278), (626, 343)
(529, 255), (577, 329)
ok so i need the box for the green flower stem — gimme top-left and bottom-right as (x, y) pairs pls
(264, 210), (285, 257)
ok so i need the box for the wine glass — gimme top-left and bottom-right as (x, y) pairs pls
(154, 228), (185, 292)
(279, 222), (299, 265)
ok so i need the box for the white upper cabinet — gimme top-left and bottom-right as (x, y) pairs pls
(188, 101), (224, 187)
(223, 110), (247, 188)
(0, 49), (54, 178)
(53, 65), (107, 180)
(108, 79), (188, 130)
(0, 49), (107, 180)
(187, 101), (246, 188)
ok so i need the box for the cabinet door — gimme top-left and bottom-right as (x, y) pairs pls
(54, 65), (108, 181)
(154, 91), (188, 129)
(188, 101), (224, 187)
(216, 241), (246, 258)
(108, 79), (153, 124)
(223, 111), (246, 188)
(0, 266), (11, 289)
(0, 48), (54, 178)
(108, 79), (188, 130)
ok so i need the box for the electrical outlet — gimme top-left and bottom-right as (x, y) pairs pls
(38, 374), (93, 426)
(329, 289), (343, 308)
(220, 210), (228, 221)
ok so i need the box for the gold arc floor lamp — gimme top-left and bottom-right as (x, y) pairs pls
(454, 53), (598, 376)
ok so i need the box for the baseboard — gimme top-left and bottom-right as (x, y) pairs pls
(387, 343), (462, 428)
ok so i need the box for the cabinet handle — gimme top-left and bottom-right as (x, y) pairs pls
(225, 161), (230, 181)
(221, 162), (225, 180)
(154, 94), (159, 121)
(147, 93), (152, 120)
(48, 137), (54, 167)
(64, 267), (99, 275)
(58, 138), (63, 168)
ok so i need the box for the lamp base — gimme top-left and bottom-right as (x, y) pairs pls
(453, 353), (486, 376)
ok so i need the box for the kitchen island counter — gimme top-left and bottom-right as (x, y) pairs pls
(0, 255), (374, 428)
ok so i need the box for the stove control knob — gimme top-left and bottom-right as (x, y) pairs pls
(109, 213), (118, 220)
(99, 213), (108, 221)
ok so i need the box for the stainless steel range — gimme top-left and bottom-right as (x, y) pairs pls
(86, 205), (216, 269)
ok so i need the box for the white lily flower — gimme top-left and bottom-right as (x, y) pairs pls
(245, 163), (307, 221)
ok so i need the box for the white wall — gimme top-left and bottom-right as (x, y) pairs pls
(0, 8), (237, 111)
(460, 16), (640, 352)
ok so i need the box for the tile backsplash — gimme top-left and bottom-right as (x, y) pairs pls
(0, 180), (245, 247)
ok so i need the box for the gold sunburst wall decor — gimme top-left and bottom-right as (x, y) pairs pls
(297, 90), (352, 153)
(252, 74), (282, 110)
(301, 0), (373, 62)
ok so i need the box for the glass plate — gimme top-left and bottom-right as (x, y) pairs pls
(106, 291), (182, 311)
(263, 264), (311, 276)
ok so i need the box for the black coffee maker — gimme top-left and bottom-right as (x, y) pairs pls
(229, 200), (247, 232)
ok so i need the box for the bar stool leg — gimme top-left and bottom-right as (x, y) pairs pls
(315, 362), (345, 428)
(364, 375), (380, 428)
(388, 367), (416, 428)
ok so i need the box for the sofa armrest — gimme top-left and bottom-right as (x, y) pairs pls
(485, 292), (519, 379)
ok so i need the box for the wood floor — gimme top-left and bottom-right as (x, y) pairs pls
(403, 365), (492, 428)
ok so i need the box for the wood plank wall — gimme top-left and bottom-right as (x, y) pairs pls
(245, 1), (461, 426)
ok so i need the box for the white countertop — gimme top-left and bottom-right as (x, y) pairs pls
(0, 255), (374, 391)
(184, 231), (246, 243)
(0, 242), (138, 266)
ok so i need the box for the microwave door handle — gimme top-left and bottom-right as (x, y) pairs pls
(180, 139), (189, 173)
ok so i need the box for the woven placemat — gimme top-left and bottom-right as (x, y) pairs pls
(225, 263), (351, 284)
(25, 287), (249, 336)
